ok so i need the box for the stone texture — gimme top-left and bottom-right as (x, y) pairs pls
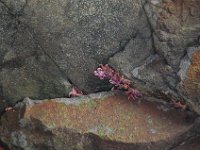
(0, 0), (200, 114)
(0, 0), (74, 113)
(0, 22), (72, 111)
(108, 0), (200, 114)
(0, 92), (199, 150)
(0, 0), (153, 111)
(0, 0), (200, 149)
(145, 0), (200, 69)
(20, 0), (148, 93)
(178, 46), (200, 114)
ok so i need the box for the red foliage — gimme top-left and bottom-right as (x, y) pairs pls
(94, 64), (141, 100)
(68, 87), (83, 97)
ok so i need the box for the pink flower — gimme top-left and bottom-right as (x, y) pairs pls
(94, 64), (141, 100)
(94, 68), (107, 80)
(69, 87), (83, 97)
(100, 64), (115, 78)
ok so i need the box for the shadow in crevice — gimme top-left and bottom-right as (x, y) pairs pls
(0, 139), (10, 150)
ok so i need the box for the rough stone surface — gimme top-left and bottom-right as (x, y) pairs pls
(178, 47), (200, 114)
(20, 0), (148, 93)
(0, 0), (200, 140)
(0, 0), (200, 149)
(145, 0), (200, 69)
(0, 92), (199, 150)
(109, 0), (200, 114)
(0, 0), (152, 111)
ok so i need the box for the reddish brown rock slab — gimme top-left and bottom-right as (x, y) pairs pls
(180, 50), (200, 114)
(0, 92), (199, 150)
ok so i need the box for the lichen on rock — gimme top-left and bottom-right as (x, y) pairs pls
(0, 92), (199, 150)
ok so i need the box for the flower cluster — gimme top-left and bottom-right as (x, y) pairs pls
(94, 64), (141, 100)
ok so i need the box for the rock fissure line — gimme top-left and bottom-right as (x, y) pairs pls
(143, 0), (176, 69)
(4, 1), (75, 89)
(105, 31), (138, 64)
(140, 0), (200, 108)
(0, 0), (14, 16)
(24, 25), (74, 88)
(0, 0), (28, 17)
(142, 0), (156, 55)
(0, 0), (28, 49)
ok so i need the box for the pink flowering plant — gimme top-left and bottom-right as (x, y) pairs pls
(68, 64), (186, 110)
(94, 64), (141, 100)
(68, 87), (84, 97)
(68, 64), (141, 100)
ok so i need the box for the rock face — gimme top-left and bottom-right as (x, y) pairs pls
(109, 0), (200, 114)
(0, 0), (150, 112)
(0, 0), (200, 115)
(1, 0), (200, 149)
(0, 92), (199, 150)
(178, 47), (200, 114)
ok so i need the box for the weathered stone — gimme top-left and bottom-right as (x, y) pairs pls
(178, 46), (200, 114)
(19, 0), (149, 93)
(0, 55), (72, 106)
(0, 22), (72, 111)
(145, 0), (200, 69)
(0, 92), (199, 150)
(0, 1), (200, 148)
(109, 31), (153, 78)
(0, 0), (200, 114)
(108, 0), (200, 114)
(0, 5), (72, 112)
(0, 0), (154, 110)
(131, 54), (173, 87)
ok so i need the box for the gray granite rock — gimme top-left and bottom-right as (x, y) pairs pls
(0, 0), (148, 111)
(1, 0), (200, 115)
